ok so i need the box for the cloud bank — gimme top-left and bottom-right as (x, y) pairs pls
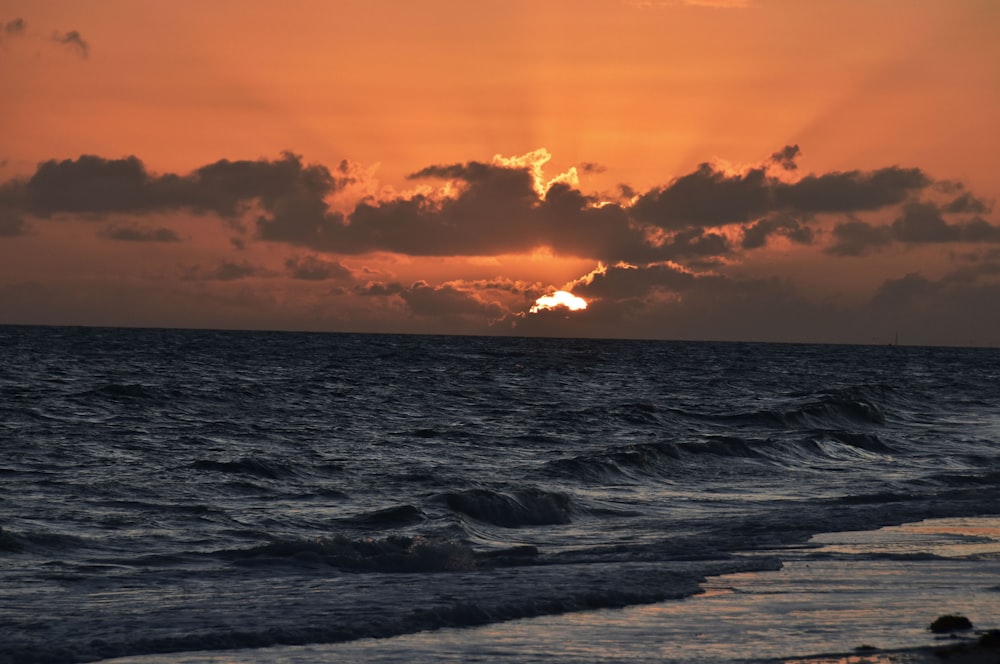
(1, 147), (997, 345)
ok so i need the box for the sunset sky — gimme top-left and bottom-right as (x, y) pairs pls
(2, 0), (999, 345)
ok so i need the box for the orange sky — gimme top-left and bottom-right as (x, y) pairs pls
(2, 0), (999, 345)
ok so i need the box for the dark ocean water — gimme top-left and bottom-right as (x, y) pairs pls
(2, 326), (1000, 663)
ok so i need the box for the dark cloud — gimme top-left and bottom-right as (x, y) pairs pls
(4, 18), (26, 36)
(632, 157), (928, 231)
(320, 161), (730, 262)
(769, 144), (801, 171)
(256, 159), (538, 254)
(961, 217), (1000, 243)
(670, 228), (731, 258)
(535, 184), (655, 263)
(633, 163), (771, 229)
(1, 147), (994, 268)
(275, 161), (589, 257)
(355, 278), (506, 321)
(867, 265), (1000, 346)
(181, 262), (266, 282)
(355, 281), (406, 297)
(192, 153), (340, 217)
(399, 281), (503, 318)
(209, 262), (261, 281)
(774, 167), (929, 214)
(572, 262), (697, 301)
(827, 220), (892, 256)
(741, 214), (814, 249)
(943, 191), (992, 215)
(828, 203), (1000, 254)
(53, 29), (88, 58)
(3, 152), (343, 222)
(22, 155), (154, 215)
(512, 261), (860, 343)
(870, 272), (933, 310)
(284, 255), (352, 281)
(890, 202), (959, 243)
(100, 224), (181, 242)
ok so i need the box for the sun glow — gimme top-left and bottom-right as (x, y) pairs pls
(530, 290), (588, 313)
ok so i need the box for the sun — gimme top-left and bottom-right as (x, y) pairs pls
(530, 290), (588, 313)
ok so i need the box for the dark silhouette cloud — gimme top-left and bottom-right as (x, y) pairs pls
(891, 202), (960, 243)
(355, 281), (406, 297)
(960, 217), (1000, 243)
(193, 153), (341, 216)
(4, 17), (26, 37)
(261, 160), (649, 260)
(868, 263), (1000, 346)
(769, 144), (801, 171)
(943, 191), (992, 215)
(399, 281), (504, 318)
(512, 260), (862, 343)
(100, 223), (181, 242)
(532, 184), (649, 263)
(53, 29), (89, 58)
(633, 163), (772, 229)
(870, 272), (933, 310)
(774, 167), (929, 213)
(571, 262), (697, 301)
(2, 152), (343, 221)
(22, 155), (154, 215)
(285, 255), (352, 281)
(2, 148), (996, 270)
(741, 214), (814, 249)
(827, 203), (1000, 255)
(631, 151), (927, 232)
(207, 262), (262, 281)
(355, 279), (506, 321)
(827, 220), (892, 256)
(181, 262), (266, 282)
(325, 160), (733, 262)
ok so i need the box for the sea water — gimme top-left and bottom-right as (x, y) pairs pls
(2, 326), (999, 663)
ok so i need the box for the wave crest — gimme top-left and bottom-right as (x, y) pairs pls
(438, 488), (573, 527)
(225, 534), (476, 572)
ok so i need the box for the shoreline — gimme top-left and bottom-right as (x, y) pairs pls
(783, 633), (1000, 664)
(103, 516), (1000, 663)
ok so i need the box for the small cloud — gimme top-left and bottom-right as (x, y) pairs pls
(285, 255), (353, 281)
(827, 220), (892, 256)
(53, 29), (89, 59)
(100, 224), (181, 243)
(943, 192), (992, 215)
(769, 145), (801, 171)
(4, 17), (26, 37)
(210, 262), (259, 281)
(182, 261), (266, 282)
(741, 214), (813, 250)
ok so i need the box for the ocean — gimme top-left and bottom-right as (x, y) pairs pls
(2, 326), (999, 663)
